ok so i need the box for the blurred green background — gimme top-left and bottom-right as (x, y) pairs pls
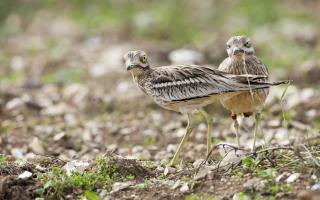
(0, 0), (319, 86)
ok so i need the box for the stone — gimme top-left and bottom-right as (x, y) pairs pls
(111, 182), (132, 193)
(286, 173), (300, 183)
(18, 171), (32, 179)
(171, 180), (181, 190)
(194, 166), (214, 180)
(53, 132), (66, 141)
(63, 160), (90, 176)
(29, 137), (45, 154)
(180, 183), (189, 192)
(5, 98), (25, 113)
(164, 166), (176, 176)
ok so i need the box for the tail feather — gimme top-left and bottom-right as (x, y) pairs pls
(228, 73), (290, 85)
(232, 79), (291, 92)
(249, 80), (291, 86)
(227, 74), (268, 82)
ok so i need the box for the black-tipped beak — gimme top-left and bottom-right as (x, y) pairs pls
(233, 48), (245, 55)
(126, 64), (134, 71)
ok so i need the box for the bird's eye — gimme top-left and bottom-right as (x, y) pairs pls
(140, 55), (147, 63)
(227, 44), (231, 49)
(244, 42), (251, 48)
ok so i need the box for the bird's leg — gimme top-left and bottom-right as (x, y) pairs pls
(169, 113), (194, 166)
(199, 109), (213, 156)
(232, 113), (241, 148)
(253, 112), (261, 151)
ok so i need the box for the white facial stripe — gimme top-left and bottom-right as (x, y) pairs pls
(243, 47), (254, 52)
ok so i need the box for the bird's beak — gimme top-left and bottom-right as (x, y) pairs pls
(126, 63), (135, 71)
(232, 47), (244, 56)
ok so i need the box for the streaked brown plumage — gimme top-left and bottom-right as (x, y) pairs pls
(124, 50), (286, 166)
(219, 53), (269, 115)
(218, 35), (270, 150)
(135, 64), (271, 113)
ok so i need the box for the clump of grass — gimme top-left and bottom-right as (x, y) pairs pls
(257, 168), (292, 195)
(0, 154), (6, 165)
(235, 192), (266, 200)
(184, 194), (218, 200)
(37, 156), (131, 199)
(235, 165), (292, 198)
(240, 155), (263, 173)
(143, 136), (156, 146)
(233, 151), (305, 198)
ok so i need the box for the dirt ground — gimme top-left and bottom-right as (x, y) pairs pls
(1, 1), (320, 200)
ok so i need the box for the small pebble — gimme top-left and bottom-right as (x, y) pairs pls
(112, 182), (132, 193)
(164, 166), (176, 176)
(286, 173), (300, 183)
(180, 183), (189, 192)
(18, 171), (32, 179)
(171, 180), (181, 190)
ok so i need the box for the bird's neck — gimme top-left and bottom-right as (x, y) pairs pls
(230, 54), (255, 63)
(227, 55), (258, 75)
(131, 67), (153, 85)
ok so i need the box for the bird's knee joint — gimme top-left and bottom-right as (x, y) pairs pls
(255, 113), (261, 120)
(231, 114), (237, 120)
(187, 127), (193, 132)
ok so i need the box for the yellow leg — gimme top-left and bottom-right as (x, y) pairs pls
(199, 109), (213, 156)
(169, 113), (194, 166)
(231, 113), (241, 148)
(234, 119), (241, 148)
(253, 112), (261, 151)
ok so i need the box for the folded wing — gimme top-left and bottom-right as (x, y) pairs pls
(149, 65), (286, 103)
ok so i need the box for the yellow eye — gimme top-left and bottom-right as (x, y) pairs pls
(140, 55), (147, 63)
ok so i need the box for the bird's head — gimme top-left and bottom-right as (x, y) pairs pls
(226, 36), (255, 58)
(123, 50), (150, 76)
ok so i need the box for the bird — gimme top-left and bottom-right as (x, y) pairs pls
(218, 35), (270, 151)
(123, 50), (286, 166)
